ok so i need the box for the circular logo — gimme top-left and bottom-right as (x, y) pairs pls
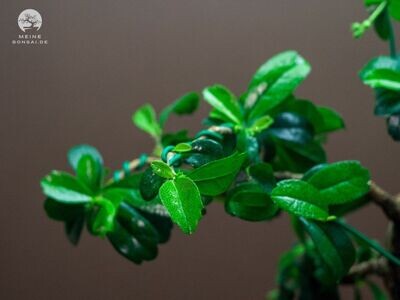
(18, 9), (42, 32)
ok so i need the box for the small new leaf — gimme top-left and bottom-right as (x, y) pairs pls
(132, 104), (162, 139)
(173, 143), (192, 153)
(151, 160), (175, 179)
(203, 84), (243, 124)
(159, 92), (200, 127)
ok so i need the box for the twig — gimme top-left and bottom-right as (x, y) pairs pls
(341, 257), (389, 284)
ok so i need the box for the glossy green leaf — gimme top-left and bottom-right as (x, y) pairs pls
(76, 154), (102, 192)
(107, 203), (159, 264)
(159, 176), (203, 234)
(247, 162), (276, 193)
(159, 92), (200, 127)
(44, 198), (85, 222)
(305, 161), (370, 205)
(237, 131), (259, 162)
(139, 167), (166, 200)
(248, 51), (311, 120)
(88, 197), (116, 236)
(132, 104), (162, 138)
(282, 99), (324, 133)
(267, 112), (314, 144)
(190, 138), (224, 159)
(316, 107), (345, 133)
(374, 88), (400, 116)
(271, 180), (329, 220)
(202, 84), (243, 124)
(299, 218), (355, 281)
(117, 202), (160, 243)
(249, 115), (274, 133)
(389, 0), (400, 20)
(150, 160), (175, 179)
(225, 183), (279, 221)
(173, 143), (192, 153)
(103, 188), (173, 243)
(41, 171), (93, 203)
(360, 56), (400, 91)
(188, 152), (247, 196)
(67, 144), (103, 173)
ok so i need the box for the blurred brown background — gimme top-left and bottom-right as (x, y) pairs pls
(0, 0), (399, 299)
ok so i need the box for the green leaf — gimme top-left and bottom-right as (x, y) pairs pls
(150, 160), (175, 179)
(102, 188), (173, 243)
(374, 7), (391, 40)
(225, 183), (279, 221)
(374, 88), (400, 116)
(364, 0), (384, 5)
(76, 155), (102, 192)
(88, 197), (116, 236)
(249, 115), (274, 133)
(316, 107), (345, 133)
(247, 162), (276, 193)
(389, 0), (400, 20)
(185, 138), (224, 168)
(65, 215), (85, 246)
(159, 176), (203, 234)
(202, 84), (243, 124)
(305, 161), (370, 205)
(237, 131), (259, 162)
(117, 202), (160, 243)
(281, 99), (325, 133)
(161, 130), (190, 147)
(132, 104), (162, 138)
(269, 138), (327, 173)
(107, 202), (159, 264)
(188, 152), (247, 196)
(139, 168), (166, 200)
(159, 92), (200, 127)
(248, 51), (311, 120)
(173, 143), (192, 153)
(360, 56), (400, 91)
(271, 179), (329, 220)
(267, 112), (314, 144)
(299, 218), (355, 281)
(41, 171), (93, 204)
(44, 198), (85, 222)
(67, 144), (103, 173)
(387, 114), (400, 141)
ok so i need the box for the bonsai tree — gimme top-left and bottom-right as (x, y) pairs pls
(40, 1), (400, 299)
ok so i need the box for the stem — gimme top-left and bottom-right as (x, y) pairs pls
(387, 9), (397, 58)
(368, 2), (388, 26)
(336, 220), (400, 266)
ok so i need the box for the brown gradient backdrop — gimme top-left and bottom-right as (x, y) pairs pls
(1, 1), (399, 299)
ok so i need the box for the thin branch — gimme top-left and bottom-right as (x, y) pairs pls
(341, 257), (389, 284)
